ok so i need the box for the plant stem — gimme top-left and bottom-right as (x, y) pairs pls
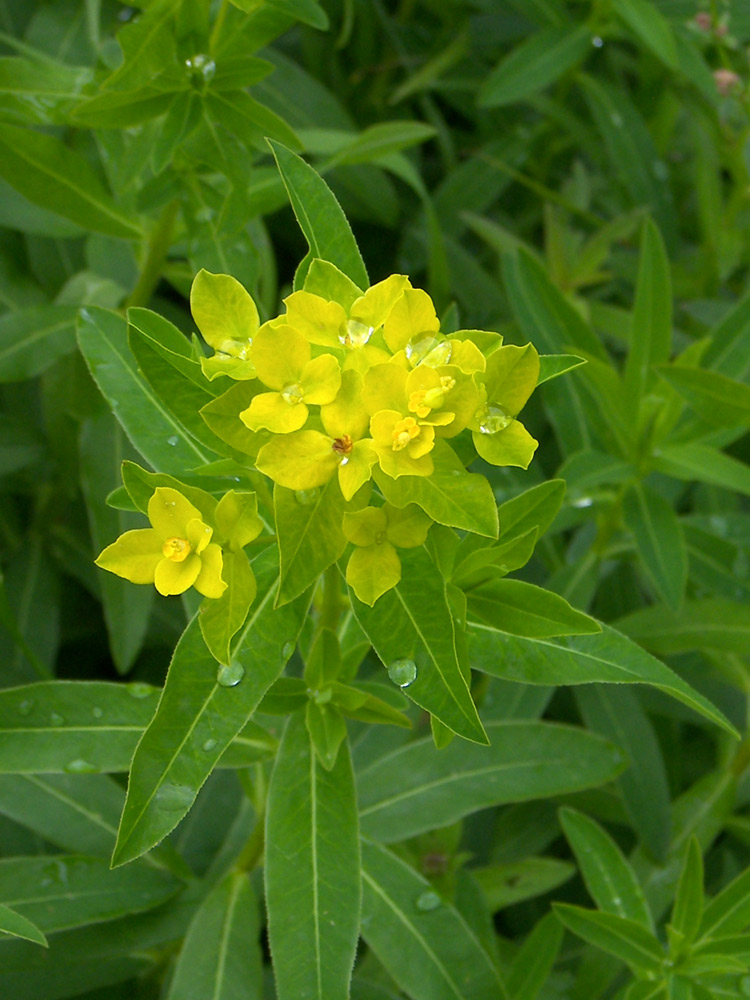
(125, 199), (179, 310)
(320, 564), (342, 634)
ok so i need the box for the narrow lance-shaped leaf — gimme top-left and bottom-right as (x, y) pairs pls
(671, 837), (704, 947)
(0, 123), (141, 238)
(622, 482), (687, 611)
(351, 545), (487, 745)
(357, 720), (625, 843)
(112, 549), (309, 867)
(361, 839), (506, 1000)
(466, 621), (737, 737)
(0, 904), (47, 947)
(467, 578), (601, 639)
(269, 139), (369, 289)
(560, 808), (653, 929)
(77, 308), (210, 475)
(506, 912), (562, 1000)
(166, 871), (263, 1000)
(553, 905), (665, 975)
(623, 218), (673, 423)
(265, 714), (360, 1000)
(0, 306), (78, 383)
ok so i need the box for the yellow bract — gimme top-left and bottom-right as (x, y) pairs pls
(95, 487), (227, 598)
(343, 503), (432, 605)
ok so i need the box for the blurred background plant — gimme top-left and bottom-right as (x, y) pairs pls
(2, 1), (750, 998)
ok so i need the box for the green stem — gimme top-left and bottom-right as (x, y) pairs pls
(320, 564), (342, 634)
(125, 199), (179, 310)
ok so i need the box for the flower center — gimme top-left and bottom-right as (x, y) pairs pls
(408, 377), (456, 418)
(281, 382), (305, 405)
(332, 434), (353, 456)
(162, 537), (191, 562)
(392, 417), (420, 451)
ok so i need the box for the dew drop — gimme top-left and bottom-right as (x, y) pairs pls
(592, 35), (603, 47)
(295, 487), (321, 506)
(18, 699), (34, 716)
(155, 783), (194, 812)
(92, 706), (103, 719)
(127, 682), (153, 699)
(50, 713), (65, 726)
(387, 658), (417, 687)
(478, 406), (511, 435)
(167, 435), (179, 447)
(64, 759), (99, 774)
(652, 160), (669, 181)
(202, 738), (218, 752)
(339, 319), (373, 347)
(282, 641), (295, 660)
(610, 112), (623, 128)
(572, 496), (594, 508)
(216, 661), (245, 687)
(185, 53), (216, 81)
(415, 890), (441, 912)
(281, 383), (304, 405)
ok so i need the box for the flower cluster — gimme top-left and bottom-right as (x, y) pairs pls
(192, 263), (539, 500)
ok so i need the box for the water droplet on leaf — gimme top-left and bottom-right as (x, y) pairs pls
(216, 661), (245, 687)
(155, 783), (194, 812)
(387, 658), (417, 687)
(167, 435), (179, 447)
(64, 759), (99, 774)
(18, 699), (34, 716)
(295, 487), (320, 506)
(282, 641), (295, 660)
(202, 738), (218, 752)
(127, 682), (153, 699)
(415, 890), (441, 912)
(92, 706), (103, 719)
(592, 35), (603, 47)
(478, 406), (511, 435)
(50, 713), (65, 726)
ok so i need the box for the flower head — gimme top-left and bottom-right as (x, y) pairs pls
(95, 487), (227, 598)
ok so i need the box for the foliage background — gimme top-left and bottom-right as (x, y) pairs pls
(2, 0), (750, 998)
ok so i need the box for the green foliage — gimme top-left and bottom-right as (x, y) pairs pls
(2, 0), (750, 997)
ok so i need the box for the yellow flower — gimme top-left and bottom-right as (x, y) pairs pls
(468, 344), (540, 468)
(240, 323), (341, 434)
(343, 503), (432, 605)
(190, 269), (259, 381)
(95, 487), (227, 598)
(254, 370), (377, 500)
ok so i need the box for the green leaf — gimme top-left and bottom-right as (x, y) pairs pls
(351, 546), (487, 745)
(537, 354), (586, 385)
(111, 550), (309, 866)
(208, 90), (301, 152)
(451, 528), (538, 589)
(268, 139), (369, 289)
(472, 857), (574, 911)
(623, 482), (687, 611)
(623, 219), (672, 421)
(80, 412), (154, 674)
(127, 307), (218, 393)
(466, 622), (737, 736)
(375, 441), (498, 538)
(265, 715), (360, 1000)
(77, 308), (211, 474)
(506, 912), (563, 1000)
(655, 365), (750, 427)
(702, 292), (750, 380)
(671, 837), (704, 946)
(560, 808), (653, 929)
(0, 306), (78, 382)
(275, 479), (350, 606)
(198, 548), (256, 665)
(652, 443), (750, 497)
(166, 871), (263, 1000)
(616, 600), (750, 656)
(553, 904), (664, 974)
(478, 25), (591, 107)
(0, 680), (159, 773)
(357, 720), (625, 842)
(305, 700), (348, 770)
(360, 839), (506, 1000)
(575, 685), (671, 862)
(326, 121), (437, 166)
(498, 479), (566, 540)
(612, 0), (678, 69)
(467, 578), (601, 638)
(580, 76), (676, 245)
(698, 863), (750, 941)
(0, 124), (141, 239)
(0, 855), (179, 934)
(104, 0), (178, 92)
(0, 904), (47, 947)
